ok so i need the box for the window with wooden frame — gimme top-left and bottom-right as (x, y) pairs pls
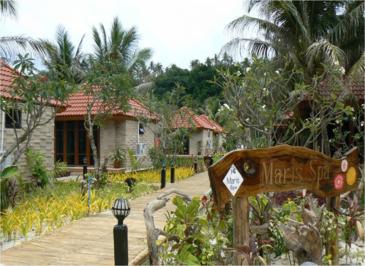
(5, 109), (22, 128)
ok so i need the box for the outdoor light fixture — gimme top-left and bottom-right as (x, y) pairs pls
(112, 198), (130, 265)
(112, 198), (130, 225)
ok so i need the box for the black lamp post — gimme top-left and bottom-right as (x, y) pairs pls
(83, 157), (87, 180)
(112, 198), (130, 266)
(161, 159), (166, 189)
(170, 159), (175, 184)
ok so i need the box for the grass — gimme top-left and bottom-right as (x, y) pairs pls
(0, 180), (155, 241)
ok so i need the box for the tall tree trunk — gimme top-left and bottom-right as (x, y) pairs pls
(85, 112), (100, 180)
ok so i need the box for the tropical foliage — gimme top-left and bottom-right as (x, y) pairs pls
(225, 0), (364, 80)
(42, 27), (87, 83)
(91, 17), (152, 83)
(0, 181), (155, 241)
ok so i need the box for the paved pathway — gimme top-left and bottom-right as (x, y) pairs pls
(0, 172), (210, 265)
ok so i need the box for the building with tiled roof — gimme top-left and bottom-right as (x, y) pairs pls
(0, 60), (61, 174)
(172, 107), (224, 155)
(55, 91), (159, 168)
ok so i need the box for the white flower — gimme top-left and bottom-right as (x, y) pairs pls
(361, 121), (364, 127)
(335, 120), (340, 124)
(264, 72), (267, 76)
(209, 239), (217, 245)
(245, 117), (250, 122)
(262, 104), (266, 109)
(275, 70), (280, 74)
(246, 67), (251, 72)
(236, 70), (241, 76)
(340, 66), (345, 75)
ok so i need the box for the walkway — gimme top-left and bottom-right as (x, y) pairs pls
(0, 172), (210, 265)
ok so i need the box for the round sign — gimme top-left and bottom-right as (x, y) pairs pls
(341, 159), (348, 172)
(334, 174), (344, 190)
(346, 167), (357, 186)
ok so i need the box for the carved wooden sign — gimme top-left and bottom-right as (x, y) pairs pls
(208, 145), (360, 209)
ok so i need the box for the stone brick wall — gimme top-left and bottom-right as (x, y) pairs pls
(99, 118), (156, 169)
(0, 106), (55, 176)
(189, 129), (222, 155)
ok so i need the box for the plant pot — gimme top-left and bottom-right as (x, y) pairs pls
(113, 160), (122, 168)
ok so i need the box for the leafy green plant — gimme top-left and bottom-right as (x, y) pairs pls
(127, 148), (140, 172)
(0, 166), (21, 210)
(160, 196), (229, 265)
(111, 147), (125, 168)
(26, 148), (49, 187)
(148, 147), (165, 169)
(52, 161), (69, 178)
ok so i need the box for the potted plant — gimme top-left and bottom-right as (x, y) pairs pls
(111, 147), (125, 168)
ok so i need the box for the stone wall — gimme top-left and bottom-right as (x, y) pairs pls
(0, 106), (55, 176)
(100, 118), (156, 169)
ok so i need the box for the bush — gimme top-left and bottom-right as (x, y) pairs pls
(0, 166), (22, 211)
(25, 148), (49, 187)
(148, 147), (165, 169)
(52, 161), (69, 178)
(160, 196), (229, 265)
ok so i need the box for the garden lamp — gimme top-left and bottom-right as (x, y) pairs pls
(112, 198), (130, 266)
(112, 198), (130, 225)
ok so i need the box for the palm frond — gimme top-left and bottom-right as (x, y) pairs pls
(227, 15), (281, 37)
(306, 40), (346, 70)
(0, 36), (45, 60)
(127, 48), (152, 72)
(120, 26), (138, 65)
(329, 1), (364, 45)
(280, 1), (311, 44)
(75, 34), (85, 58)
(346, 52), (365, 80)
(0, 0), (16, 17)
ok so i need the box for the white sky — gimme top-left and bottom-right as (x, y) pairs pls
(1, 0), (251, 69)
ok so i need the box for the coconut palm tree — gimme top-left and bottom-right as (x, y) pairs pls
(225, 0), (364, 80)
(0, 0), (16, 17)
(91, 17), (152, 82)
(42, 26), (87, 83)
(0, 0), (45, 61)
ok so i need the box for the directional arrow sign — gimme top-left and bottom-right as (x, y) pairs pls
(223, 164), (244, 196)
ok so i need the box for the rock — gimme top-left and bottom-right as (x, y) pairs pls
(300, 262), (318, 266)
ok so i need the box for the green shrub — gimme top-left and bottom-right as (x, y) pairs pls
(0, 166), (21, 210)
(25, 148), (49, 187)
(52, 161), (69, 178)
(161, 196), (229, 265)
(148, 147), (165, 169)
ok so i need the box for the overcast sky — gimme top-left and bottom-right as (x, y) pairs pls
(1, 0), (251, 69)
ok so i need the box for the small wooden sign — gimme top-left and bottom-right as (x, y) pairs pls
(208, 145), (360, 209)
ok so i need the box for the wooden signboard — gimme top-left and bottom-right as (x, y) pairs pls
(208, 145), (360, 264)
(208, 145), (360, 210)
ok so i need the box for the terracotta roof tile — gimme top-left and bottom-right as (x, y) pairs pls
(0, 60), (64, 107)
(56, 91), (159, 120)
(172, 107), (223, 133)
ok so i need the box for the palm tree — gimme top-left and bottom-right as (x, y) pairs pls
(0, 0), (16, 17)
(42, 26), (86, 83)
(225, 0), (364, 80)
(91, 17), (152, 82)
(0, 0), (45, 61)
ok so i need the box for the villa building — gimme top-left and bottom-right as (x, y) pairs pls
(172, 107), (224, 155)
